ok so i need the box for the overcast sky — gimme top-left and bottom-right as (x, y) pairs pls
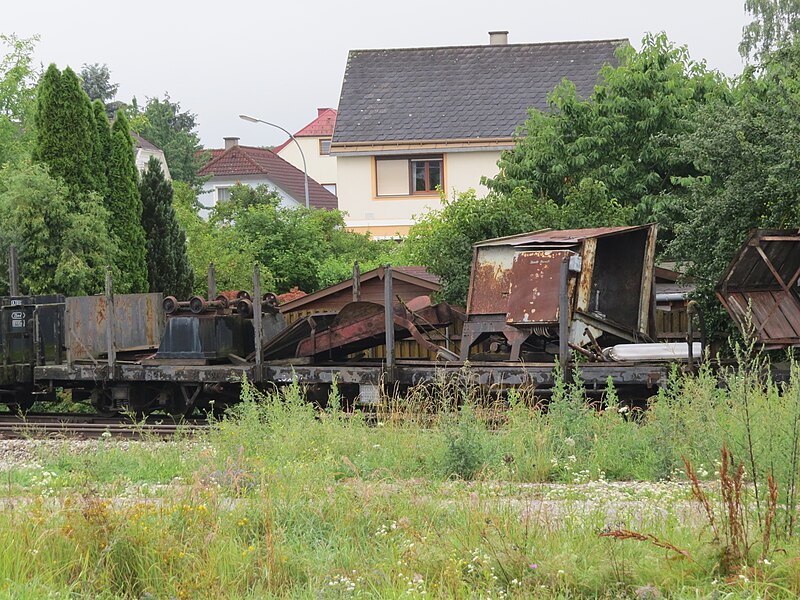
(5, 0), (751, 148)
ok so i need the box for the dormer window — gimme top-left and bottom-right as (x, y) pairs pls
(319, 139), (332, 155)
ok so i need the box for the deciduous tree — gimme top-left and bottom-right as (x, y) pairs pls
(668, 41), (800, 338)
(128, 94), (206, 185)
(404, 183), (633, 305)
(0, 34), (39, 166)
(0, 163), (115, 296)
(740, 0), (800, 61)
(486, 34), (730, 237)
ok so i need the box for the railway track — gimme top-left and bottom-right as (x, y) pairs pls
(0, 413), (210, 439)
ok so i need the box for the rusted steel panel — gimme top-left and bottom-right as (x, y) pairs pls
(468, 246), (516, 315)
(66, 293), (164, 361)
(505, 251), (571, 325)
(474, 225), (653, 248)
(717, 229), (800, 347)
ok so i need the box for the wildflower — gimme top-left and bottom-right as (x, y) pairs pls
(557, 569), (565, 575)
(762, 558), (772, 565)
(564, 436), (575, 448)
(529, 563), (538, 570)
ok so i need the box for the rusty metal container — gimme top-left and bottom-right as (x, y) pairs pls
(717, 229), (800, 349)
(65, 293), (164, 362)
(461, 225), (658, 360)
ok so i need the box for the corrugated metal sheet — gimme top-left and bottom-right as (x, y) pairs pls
(717, 229), (800, 348)
(66, 293), (164, 361)
(473, 225), (652, 248)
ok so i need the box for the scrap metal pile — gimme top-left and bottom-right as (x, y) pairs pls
(0, 226), (797, 415)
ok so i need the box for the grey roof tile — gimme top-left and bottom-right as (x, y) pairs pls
(333, 39), (625, 144)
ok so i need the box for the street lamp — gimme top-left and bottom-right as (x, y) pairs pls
(239, 114), (310, 209)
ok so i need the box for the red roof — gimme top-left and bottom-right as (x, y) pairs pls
(198, 144), (337, 210)
(273, 108), (337, 153)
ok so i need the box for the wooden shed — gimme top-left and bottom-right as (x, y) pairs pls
(278, 266), (456, 358)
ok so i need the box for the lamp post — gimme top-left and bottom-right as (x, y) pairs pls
(239, 114), (310, 209)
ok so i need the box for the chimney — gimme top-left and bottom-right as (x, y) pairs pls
(317, 108), (330, 117)
(224, 137), (239, 150)
(489, 31), (509, 45)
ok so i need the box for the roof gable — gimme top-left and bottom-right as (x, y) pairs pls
(333, 39), (625, 145)
(273, 108), (338, 154)
(198, 145), (338, 210)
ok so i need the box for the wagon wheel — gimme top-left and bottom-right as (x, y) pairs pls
(171, 384), (202, 418)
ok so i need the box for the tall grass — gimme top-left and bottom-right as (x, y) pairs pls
(2, 354), (800, 597)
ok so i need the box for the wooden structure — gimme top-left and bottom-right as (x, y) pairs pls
(278, 266), (458, 358)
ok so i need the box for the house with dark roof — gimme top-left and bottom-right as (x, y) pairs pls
(197, 137), (338, 213)
(274, 108), (338, 196)
(332, 31), (626, 238)
(131, 132), (171, 180)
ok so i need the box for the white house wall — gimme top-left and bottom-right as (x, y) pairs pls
(135, 149), (172, 180)
(198, 175), (300, 218)
(277, 137), (338, 192)
(337, 150), (501, 236)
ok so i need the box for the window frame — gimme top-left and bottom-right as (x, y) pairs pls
(373, 154), (444, 198)
(319, 138), (332, 155)
(216, 186), (232, 203)
(409, 157), (443, 195)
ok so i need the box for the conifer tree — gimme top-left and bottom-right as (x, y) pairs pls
(33, 65), (95, 194)
(107, 111), (148, 292)
(139, 156), (194, 298)
(91, 99), (111, 197)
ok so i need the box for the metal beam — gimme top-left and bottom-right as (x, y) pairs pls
(8, 244), (19, 296)
(207, 263), (216, 301)
(384, 266), (395, 381)
(104, 267), (116, 375)
(559, 257), (569, 373)
(253, 265), (263, 368)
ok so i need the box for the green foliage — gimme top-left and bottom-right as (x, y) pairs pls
(741, 0), (800, 61)
(175, 183), (397, 295)
(33, 65), (98, 194)
(0, 162), (115, 296)
(404, 183), (633, 305)
(127, 94), (205, 185)
(139, 156), (194, 297)
(667, 41), (800, 339)
(0, 33), (39, 166)
(440, 406), (486, 479)
(107, 112), (148, 293)
(173, 182), (272, 294)
(487, 33), (730, 232)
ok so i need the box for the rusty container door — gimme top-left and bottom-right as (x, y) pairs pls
(505, 250), (573, 325)
(66, 293), (165, 361)
(466, 246), (516, 315)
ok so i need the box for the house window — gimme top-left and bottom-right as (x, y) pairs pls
(216, 186), (232, 203)
(323, 183), (337, 195)
(411, 158), (442, 194)
(319, 139), (332, 155)
(375, 155), (443, 197)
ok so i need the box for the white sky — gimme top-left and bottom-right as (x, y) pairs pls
(5, 0), (751, 148)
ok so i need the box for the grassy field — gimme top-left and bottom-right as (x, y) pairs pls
(2, 353), (800, 598)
